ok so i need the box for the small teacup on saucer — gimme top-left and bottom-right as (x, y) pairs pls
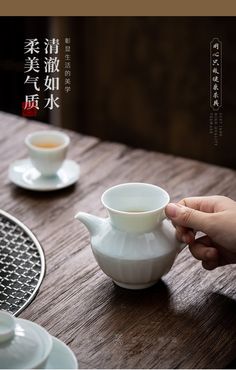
(25, 130), (70, 177)
(9, 130), (80, 191)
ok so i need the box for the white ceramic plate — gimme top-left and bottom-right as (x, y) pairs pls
(9, 158), (80, 191)
(46, 336), (78, 369)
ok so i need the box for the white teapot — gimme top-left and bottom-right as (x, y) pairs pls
(75, 183), (185, 290)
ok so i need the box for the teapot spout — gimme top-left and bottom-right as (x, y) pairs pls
(74, 211), (105, 237)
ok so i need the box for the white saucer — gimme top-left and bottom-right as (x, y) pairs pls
(46, 336), (78, 369)
(9, 158), (80, 191)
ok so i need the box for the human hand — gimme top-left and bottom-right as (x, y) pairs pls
(165, 196), (236, 270)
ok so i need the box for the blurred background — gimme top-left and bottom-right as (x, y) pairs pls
(0, 17), (235, 169)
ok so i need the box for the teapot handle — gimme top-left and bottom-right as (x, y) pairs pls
(160, 212), (187, 253)
(160, 209), (167, 222)
(159, 210), (188, 253)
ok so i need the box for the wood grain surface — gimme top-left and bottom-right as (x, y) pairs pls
(0, 111), (236, 369)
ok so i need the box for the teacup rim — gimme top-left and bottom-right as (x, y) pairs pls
(25, 130), (70, 152)
(101, 182), (170, 215)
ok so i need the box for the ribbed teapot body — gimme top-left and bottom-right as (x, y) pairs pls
(91, 217), (180, 289)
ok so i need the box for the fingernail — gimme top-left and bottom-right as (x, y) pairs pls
(166, 203), (184, 218)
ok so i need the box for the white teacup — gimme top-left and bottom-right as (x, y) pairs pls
(25, 130), (70, 176)
(0, 310), (52, 369)
(0, 310), (78, 369)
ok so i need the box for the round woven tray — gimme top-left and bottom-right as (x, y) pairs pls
(0, 210), (45, 316)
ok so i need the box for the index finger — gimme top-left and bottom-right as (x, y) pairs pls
(178, 196), (229, 213)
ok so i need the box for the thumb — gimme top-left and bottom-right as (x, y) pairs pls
(165, 203), (210, 232)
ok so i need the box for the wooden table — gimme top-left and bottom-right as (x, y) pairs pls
(0, 111), (236, 369)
